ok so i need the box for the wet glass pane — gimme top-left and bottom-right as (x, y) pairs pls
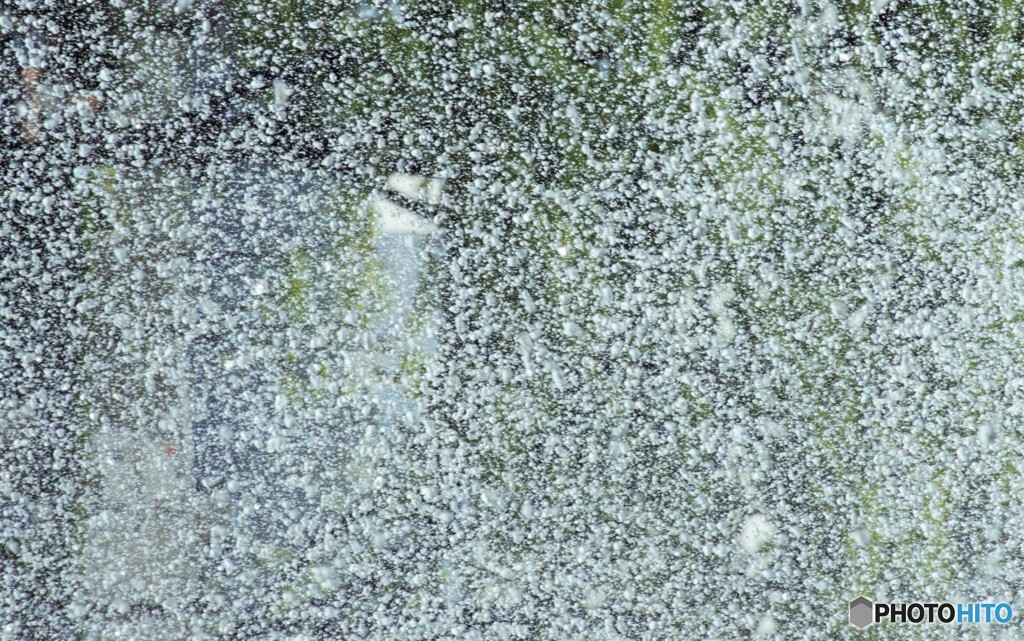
(3, 1), (1023, 638)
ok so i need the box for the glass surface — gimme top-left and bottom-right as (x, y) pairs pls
(2, 2), (1022, 639)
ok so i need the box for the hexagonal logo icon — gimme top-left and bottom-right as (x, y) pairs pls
(849, 596), (874, 629)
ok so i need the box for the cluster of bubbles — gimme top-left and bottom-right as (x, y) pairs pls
(4, 1), (1024, 639)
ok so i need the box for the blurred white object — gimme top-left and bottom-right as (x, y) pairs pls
(740, 514), (775, 554)
(372, 196), (438, 235)
(273, 79), (293, 108)
(387, 172), (444, 204)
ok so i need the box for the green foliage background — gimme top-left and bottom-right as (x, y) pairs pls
(4, 0), (1024, 639)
